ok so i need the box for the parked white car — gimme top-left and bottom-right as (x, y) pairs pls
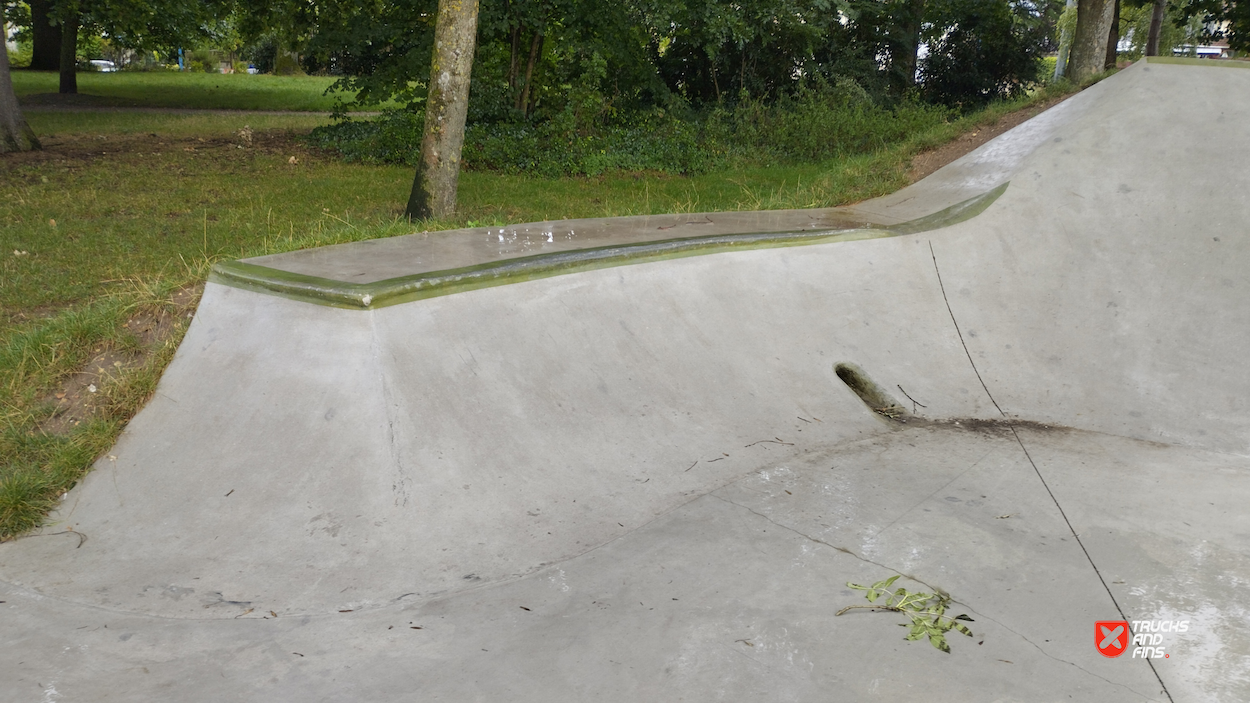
(89, 59), (118, 72)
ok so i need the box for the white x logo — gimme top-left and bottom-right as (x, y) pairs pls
(1100, 625), (1125, 650)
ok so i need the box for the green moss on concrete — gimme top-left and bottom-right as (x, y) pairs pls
(1145, 56), (1250, 69)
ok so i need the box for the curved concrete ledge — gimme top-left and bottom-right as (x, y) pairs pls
(208, 184), (1008, 309)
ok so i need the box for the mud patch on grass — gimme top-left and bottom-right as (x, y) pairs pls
(37, 285), (201, 436)
(0, 128), (322, 171)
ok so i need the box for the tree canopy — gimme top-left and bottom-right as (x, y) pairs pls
(1176, 0), (1250, 52)
(288, 0), (1064, 115)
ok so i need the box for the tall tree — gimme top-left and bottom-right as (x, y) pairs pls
(1069, 0), (1114, 82)
(405, 0), (480, 220)
(58, 5), (78, 93)
(1144, 0), (1166, 55)
(1, 21), (40, 152)
(892, 0), (927, 92)
(28, 0), (62, 70)
(12, 0), (234, 93)
(1105, 0), (1120, 68)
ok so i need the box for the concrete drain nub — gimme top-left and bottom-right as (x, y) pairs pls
(834, 362), (907, 419)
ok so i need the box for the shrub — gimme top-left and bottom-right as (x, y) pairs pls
(308, 78), (954, 178)
(274, 52), (305, 76)
(724, 80), (952, 161)
(7, 45), (33, 69)
(920, 0), (1045, 108)
(309, 108), (726, 177)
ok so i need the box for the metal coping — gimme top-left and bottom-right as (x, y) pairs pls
(209, 182), (1009, 310)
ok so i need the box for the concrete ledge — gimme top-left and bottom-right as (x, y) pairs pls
(209, 183), (1008, 310)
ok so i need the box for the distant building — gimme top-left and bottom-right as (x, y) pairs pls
(1174, 20), (1235, 59)
(1176, 38), (1233, 58)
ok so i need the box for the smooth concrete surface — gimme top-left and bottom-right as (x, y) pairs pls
(3, 60), (1249, 702)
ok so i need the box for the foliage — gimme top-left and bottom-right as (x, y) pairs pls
(652, 0), (837, 102)
(66, 0), (236, 55)
(6, 0), (1065, 114)
(241, 33), (278, 74)
(308, 82), (955, 177)
(186, 49), (218, 73)
(249, 0), (1062, 117)
(725, 79), (953, 160)
(297, 0), (438, 107)
(7, 44), (33, 69)
(919, 0), (1052, 108)
(1119, 0), (1215, 59)
(309, 107), (717, 176)
(1176, 0), (1250, 52)
(838, 575), (975, 653)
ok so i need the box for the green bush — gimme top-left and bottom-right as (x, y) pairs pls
(309, 107), (725, 176)
(309, 81), (954, 178)
(274, 52), (304, 76)
(185, 49), (219, 73)
(7, 45), (33, 69)
(723, 81), (952, 162)
(1039, 56), (1058, 82)
(920, 0), (1046, 108)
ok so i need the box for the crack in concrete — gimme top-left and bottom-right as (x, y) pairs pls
(711, 492), (1161, 700)
(928, 240), (1175, 702)
(958, 604), (1162, 700)
(708, 493), (948, 595)
(864, 446), (996, 541)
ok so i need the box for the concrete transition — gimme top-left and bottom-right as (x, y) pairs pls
(3, 58), (1249, 702)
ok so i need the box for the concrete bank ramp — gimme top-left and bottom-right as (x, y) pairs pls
(3, 58), (1249, 702)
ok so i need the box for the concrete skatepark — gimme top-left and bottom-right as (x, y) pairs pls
(2, 58), (1248, 701)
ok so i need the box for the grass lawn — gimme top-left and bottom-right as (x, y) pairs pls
(0, 78), (1094, 538)
(11, 70), (384, 111)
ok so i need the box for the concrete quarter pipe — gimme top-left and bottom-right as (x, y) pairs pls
(2, 59), (1248, 701)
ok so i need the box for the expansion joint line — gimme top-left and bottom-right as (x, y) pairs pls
(927, 240), (1173, 703)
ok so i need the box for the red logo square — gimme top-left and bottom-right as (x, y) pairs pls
(1096, 620), (1130, 657)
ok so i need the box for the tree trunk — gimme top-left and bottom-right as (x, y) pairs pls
(508, 25), (520, 89)
(526, 35), (544, 115)
(1069, 0), (1115, 83)
(1105, 0), (1120, 69)
(1146, 0), (1166, 56)
(893, 0), (926, 91)
(405, 0), (479, 221)
(517, 31), (543, 116)
(59, 13), (79, 94)
(0, 24), (41, 153)
(739, 50), (746, 94)
(1054, 0), (1077, 80)
(28, 0), (62, 71)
